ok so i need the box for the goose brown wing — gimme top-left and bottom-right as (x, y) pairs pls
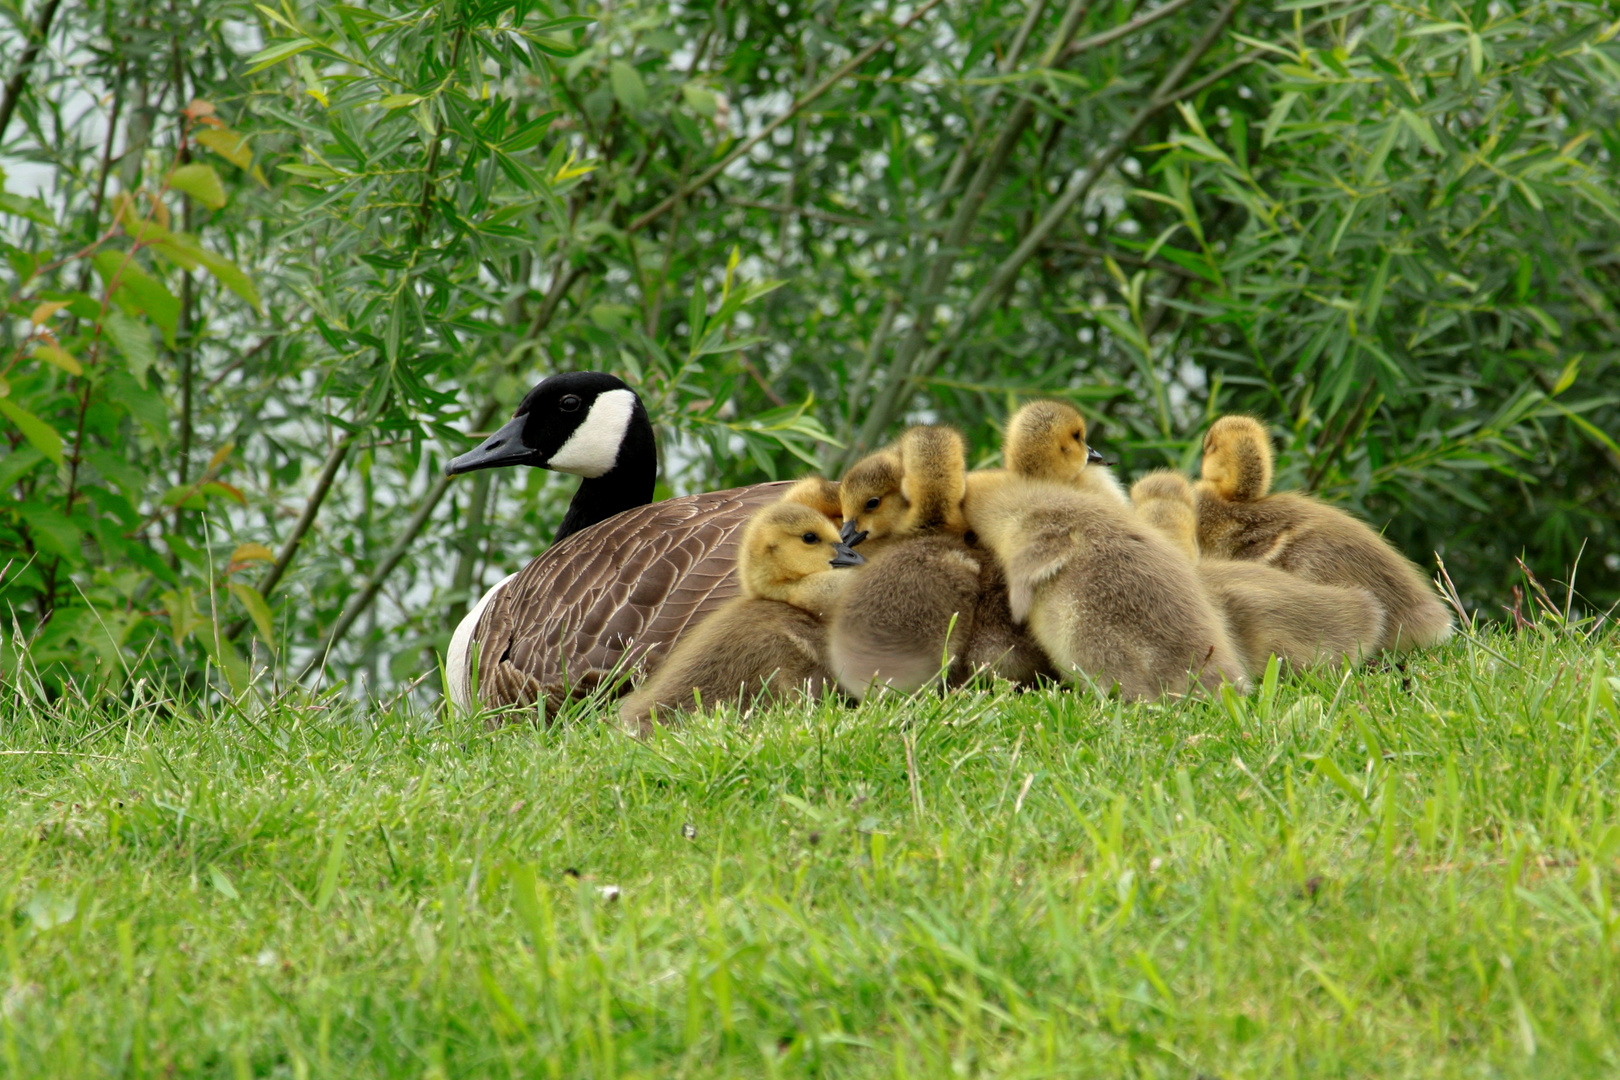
(472, 481), (794, 710)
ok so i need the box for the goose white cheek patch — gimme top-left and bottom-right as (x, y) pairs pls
(547, 388), (636, 477)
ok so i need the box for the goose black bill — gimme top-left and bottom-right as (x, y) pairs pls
(829, 542), (866, 568)
(1087, 446), (1115, 467)
(447, 414), (542, 475)
(839, 520), (869, 547)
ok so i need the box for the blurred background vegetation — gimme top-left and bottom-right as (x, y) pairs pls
(1, 0), (1617, 697)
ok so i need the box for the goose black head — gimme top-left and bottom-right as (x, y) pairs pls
(448, 372), (648, 479)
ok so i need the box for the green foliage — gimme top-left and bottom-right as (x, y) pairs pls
(0, 102), (263, 693)
(0, 0), (1616, 695)
(4, 627), (1620, 1073)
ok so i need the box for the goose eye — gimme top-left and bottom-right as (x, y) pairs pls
(559, 394), (583, 413)
(864, 496), (881, 511)
(801, 532), (819, 544)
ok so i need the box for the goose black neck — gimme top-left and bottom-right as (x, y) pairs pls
(553, 400), (657, 542)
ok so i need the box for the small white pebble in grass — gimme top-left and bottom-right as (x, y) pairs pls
(1149, 857), (1164, 872)
(596, 885), (621, 903)
(254, 949), (278, 968)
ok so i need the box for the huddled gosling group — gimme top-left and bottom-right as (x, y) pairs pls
(619, 406), (1455, 731)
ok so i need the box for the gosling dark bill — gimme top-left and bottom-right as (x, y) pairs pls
(829, 543), (866, 568)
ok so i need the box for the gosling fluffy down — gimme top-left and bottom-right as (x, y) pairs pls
(1002, 399), (1128, 505)
(966, 471), (1247, 700)
(1195, 416), (1453, 653)
(1132, 470), (1385, 672)
(829, 427), (1053, 698)
(617, 489), (860, 733)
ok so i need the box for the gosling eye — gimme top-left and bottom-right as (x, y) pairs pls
(801, 532), (819, 544)
(864, 496), (881, 511)
(559, 394), (583, 412)
(1072, 431), (1083, 442)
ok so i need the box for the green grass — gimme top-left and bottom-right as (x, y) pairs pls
(4, 626), (1620, 1078)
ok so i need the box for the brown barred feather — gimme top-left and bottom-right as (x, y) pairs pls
(470, 481), (794, 712)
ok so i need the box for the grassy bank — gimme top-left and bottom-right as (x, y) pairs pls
(3, 626), (1619, 1077)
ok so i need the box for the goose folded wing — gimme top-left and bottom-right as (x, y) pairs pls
(472, 481), (793, 709)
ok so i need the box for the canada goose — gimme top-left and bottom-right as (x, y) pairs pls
(828, 427), (1055, 697)
(443, 371), (795, 713)
(962, 404), (1247, 700)
(1195, 415), (1454, 653)
(617, 488), (865, 732)
(1131, 470), (1385, 672)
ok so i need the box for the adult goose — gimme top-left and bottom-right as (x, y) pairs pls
(443, 371), (791, 712)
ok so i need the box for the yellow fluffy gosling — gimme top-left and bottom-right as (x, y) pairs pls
(1132, 470), (1384, 673)
(1195, 416), (1453, 653)
(618, 484), (863, 733)
(829, 427), (1053, 698)
(964, 406), (1247, 700)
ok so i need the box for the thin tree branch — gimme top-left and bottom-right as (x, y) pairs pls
(0, 0), (62, 143)
(1061, 0), (1204, 60)
(255, 430), (357, 603)
(223, 425), (362, 641)
(524, 262), (589, 340)
(862, 0), (1245, 440)
(1001, 0), (1054, 77)
(413, 26), (466, 244)
(296, 254), (592, 673)
(203, 332), (278, 392)
(931, 0), (1051, 211)
(626, 0), (949, 234)
(445, 467), (491, 631)
(846, 0), (1095, 464)
(296, 400), (500, 683)
(727, 197), (870, 228)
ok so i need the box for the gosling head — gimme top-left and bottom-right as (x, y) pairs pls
(838, 426), (968, 544)
(1200, 415), (1272, 502)
(1003, 400), (1108, 484)
(781, 475), (844, 524)
(738, 500), (865, 603)
(837, 447), (905, 546)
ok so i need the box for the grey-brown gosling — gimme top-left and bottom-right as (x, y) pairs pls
(964, 407), (1248, 701)
(830, 427), (1053, 698)
(617, 483), (864, 733)
(1195, 415), (1453, 653)
(1132, 470), (1385, 672)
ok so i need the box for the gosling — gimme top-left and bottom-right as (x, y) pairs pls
(1000, 398), (1129, 505)
(830, 427), (1053, 698)
(1195, 415), (1454, 653)
(618, 487), (864, 733)
(1132, 470), (1385, 673)
(965, 405), (1247, 700)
